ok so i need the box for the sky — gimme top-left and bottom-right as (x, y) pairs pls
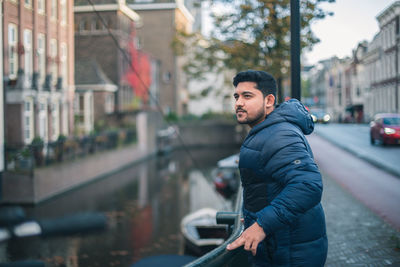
(304, 0), (395, 65)
(202, 0), (397, 66)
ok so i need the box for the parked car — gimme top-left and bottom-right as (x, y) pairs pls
(310, 109), (331, 124)
(370, 113), (400, 145)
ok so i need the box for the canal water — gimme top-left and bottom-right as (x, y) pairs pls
(0, 147), (239, 267)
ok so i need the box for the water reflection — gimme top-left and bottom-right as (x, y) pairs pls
(1, 147), (238, 267)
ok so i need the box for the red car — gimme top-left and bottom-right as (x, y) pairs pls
(370, 113), (400, 145)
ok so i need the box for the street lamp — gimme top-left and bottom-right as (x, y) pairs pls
(291, 0), (301, 101)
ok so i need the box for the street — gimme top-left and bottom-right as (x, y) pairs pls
(314, 123), (400, 177)
(308, 123), (400, 266)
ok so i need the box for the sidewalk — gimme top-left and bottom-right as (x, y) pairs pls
(309, 126), (400, 266)
(322, 169), (400, 266)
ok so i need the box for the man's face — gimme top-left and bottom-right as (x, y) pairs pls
(233, 81), (268, 128)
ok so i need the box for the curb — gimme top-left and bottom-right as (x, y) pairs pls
(313, 131), (400, 179)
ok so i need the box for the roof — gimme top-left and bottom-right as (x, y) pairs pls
(75, 59), (118, 92)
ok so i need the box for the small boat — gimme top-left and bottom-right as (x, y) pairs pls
(156, 126), (177, 155)
(181, 208), (229, 256)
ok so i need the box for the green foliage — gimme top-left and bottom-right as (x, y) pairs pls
(20, 147), (32, 158)
(94, 119), (107, 132)
(31, 137), (44, 147)
(302, 78), (311, 98)
(180, 113), (201, 121)
(57, 134), (67, 142)
(176, 0), (335, 99)
(200, 111), (236, 121)
(165, 112), (179, 122)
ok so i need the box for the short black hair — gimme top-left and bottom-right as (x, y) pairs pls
(233, 70), (277, 98)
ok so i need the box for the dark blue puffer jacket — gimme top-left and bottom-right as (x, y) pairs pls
(239, 99), (327, 267)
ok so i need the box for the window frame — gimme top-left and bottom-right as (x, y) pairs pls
(37, 33), (46, 85)
(24, 29), (33, 81)
(8, 23), (18, 79)
(50, 39), (58, 85)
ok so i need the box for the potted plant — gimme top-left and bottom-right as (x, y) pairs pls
(56, 135), (67, 162)
(30, 137), (44, 166)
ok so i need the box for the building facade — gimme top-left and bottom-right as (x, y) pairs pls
(308, 59), (332, 109)
(306, 1), (400, 123)
(3, 0), (75, 146)
(129, 0), (194, 116)
(366, 1), (400, 117)
(74, 0), (141, 122)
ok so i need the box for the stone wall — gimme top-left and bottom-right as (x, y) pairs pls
(1, 117), (245, 204)
(1, 111), (161, 204)
(174, 120), (247, 148)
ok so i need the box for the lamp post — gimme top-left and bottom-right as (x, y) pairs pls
(290, 0), (301, 100)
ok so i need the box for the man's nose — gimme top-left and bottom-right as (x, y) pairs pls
(235, 97), (243, 107)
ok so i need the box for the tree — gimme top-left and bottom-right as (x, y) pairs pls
(125, 26), (152, 107)
(176, 0), (334, 103)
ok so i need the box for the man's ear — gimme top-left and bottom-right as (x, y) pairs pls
(265, 94), (275, 108)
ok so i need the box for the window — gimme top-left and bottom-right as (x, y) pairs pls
(51, 102), (60, 141)
(8, 24), (18, 79)
(74, 94), (85, 123)
(79, 19), (89, 32)
(91, 18), (102, 31)
(38, 99), (48, 142)
(50, 39), (58, 85)
(37, 34), (46, 85)
(105, 94), (114, 114)
(24, 99), (34, 144)
(24, 29), (33, 82)
(62, 102), (69, 135)
(51, 0), (57, 19)
(38, 0), (45, 13)
(25, 0), (32, 8)
(60, 0), (67, 24)
(79, 94), (84, 113)
(60, 43), (68, 87)
(102, 18), (109, 30)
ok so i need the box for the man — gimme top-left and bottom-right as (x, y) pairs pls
(226, 70), (327, 266)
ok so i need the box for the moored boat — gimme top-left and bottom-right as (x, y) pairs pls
(213, 154), (240, 198)
(181, 208), (229, 256)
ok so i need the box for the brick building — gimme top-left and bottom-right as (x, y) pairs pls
(74, 0), (143, 124)
(3, 0), (75, 145)
(128, 0), (193, 116)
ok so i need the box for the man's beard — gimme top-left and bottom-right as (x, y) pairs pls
(236, 106), (266, 127)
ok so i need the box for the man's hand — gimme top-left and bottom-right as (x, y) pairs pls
(226, 222), (266, 256)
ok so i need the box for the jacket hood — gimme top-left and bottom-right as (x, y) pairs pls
(249, 99), (314, 136)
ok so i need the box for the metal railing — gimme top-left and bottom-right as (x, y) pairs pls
(184, 187), (250, 267)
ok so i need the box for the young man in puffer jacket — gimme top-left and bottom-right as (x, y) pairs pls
(226, 70), (328, 267)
